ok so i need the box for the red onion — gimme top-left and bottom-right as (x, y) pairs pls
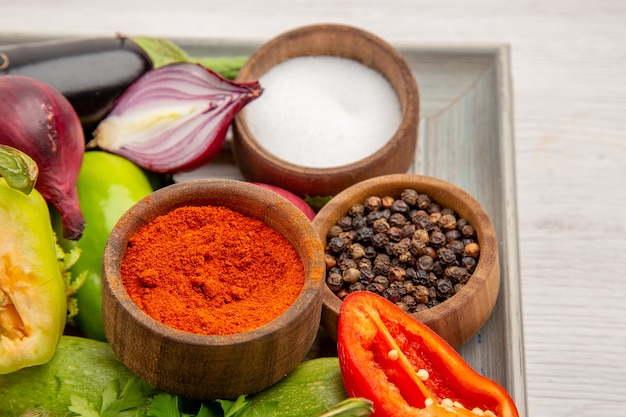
(252, 182), (316, 221)
(90, 63), (262, 173)
(0, 76), (85, 240)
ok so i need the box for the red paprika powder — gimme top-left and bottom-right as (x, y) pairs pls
(120, 205), (305, 335)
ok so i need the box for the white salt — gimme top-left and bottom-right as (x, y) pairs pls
(244, 56), (402, 168)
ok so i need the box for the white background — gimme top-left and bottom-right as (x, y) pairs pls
(2, 1), (625, 415)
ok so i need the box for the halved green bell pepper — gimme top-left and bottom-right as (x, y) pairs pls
(54, 151), (153, 341)
(0, 145), (66, 374)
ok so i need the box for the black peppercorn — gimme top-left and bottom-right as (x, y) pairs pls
(386, 227), (404, 242)
(436, 278), (455, 298)
(437, 247), (457, 265)
(389, 212), (408, 228)
(373, 275), (390, 288)
(350, 282), (367, 293)
(383, 287), (401, 303)
(413, 228), (429, 243)
(338, 258), (357, 271)
(461, 223), (476, 238)
(402, 223), (417, 237)
(430, 230), (446, 247)
(427, 202), (441, 214)
(337, 215), (353, 231)
(357, 257), (372, 270)
(461, 256), (477, 272)
(339, 230), (355, 246)
(326, 271), (343, 291)
(324, 253), (337, 269)
(372, 232), (390, 249)
(416, 193), (431, 209)
(401, 188), (419, 205)
(354, 226), (374, 242)
(366, 282), (386, 294)
(351, 215), (368, 230)
(367, 209), (385, 224)
(381, 195), (395, 209)
(401, 294), (418, 310)
(349, 243), (366, 260)
(463, 242), (481, 258)
(414, 215), (435, 232)
(391, 199), (410, 214)
(417, 255), (434, 271)
(389, 266), (407, 283)
(414, 285), (429, 304)
(438, 213), (457, 230)
(327, 225), (343, 239)
(349, 203), (365, 217)
(444, 266), (471, 284)
(363, 196), (381, 212)
(445, 229), (462, 242)
(414, 269), (429, 286)
(372, 218), (390, 234)
(327, 236), (345, 254)
(360, 268), (375, 283)
(364, 245), (377, 259)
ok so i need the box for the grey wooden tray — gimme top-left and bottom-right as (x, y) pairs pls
(0, 34), (527, 416)
(175, 38), (528, 417)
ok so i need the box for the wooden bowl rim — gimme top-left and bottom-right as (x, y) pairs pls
(313, 173), (500, 340)
(233, 23), (420, 175)
(103, 178), (326, 346)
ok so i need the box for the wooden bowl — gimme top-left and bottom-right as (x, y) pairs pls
(232, 23), (420, 197)
(101, 179), (326, 399)
(312, 174), (500, 348)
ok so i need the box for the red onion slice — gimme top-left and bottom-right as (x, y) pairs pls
(91, 63), (262, 173)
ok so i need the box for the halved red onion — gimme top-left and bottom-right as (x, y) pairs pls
(91, 63), (262, 173)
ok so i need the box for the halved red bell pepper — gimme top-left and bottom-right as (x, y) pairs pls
(337, 292), (519, 417)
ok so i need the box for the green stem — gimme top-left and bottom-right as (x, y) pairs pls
(130, 36), (248, 80)
(0, 145), (39, 194)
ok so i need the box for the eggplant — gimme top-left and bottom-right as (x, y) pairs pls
(0, 36), (248, 132)
(0, 37), (151, 128)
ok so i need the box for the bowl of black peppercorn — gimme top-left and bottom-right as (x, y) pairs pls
(312, 173), (500, 348)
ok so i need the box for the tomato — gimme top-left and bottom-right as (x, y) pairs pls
(337, 292), (519, 417)
(252, 182), (317, 220)
(54, 151), (153, 340)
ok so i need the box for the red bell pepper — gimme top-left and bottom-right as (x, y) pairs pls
(337, 292), (519, 417)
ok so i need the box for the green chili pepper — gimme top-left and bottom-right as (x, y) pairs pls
(0, 145), (66, 374)
(54, 151), (153, 341)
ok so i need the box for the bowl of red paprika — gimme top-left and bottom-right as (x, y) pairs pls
(101, 179), (326, 400)
(313, 173), (501, 348)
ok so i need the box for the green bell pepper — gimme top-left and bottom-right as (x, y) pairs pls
(0, 145), (66, 374)
(54, 151), (153, 341)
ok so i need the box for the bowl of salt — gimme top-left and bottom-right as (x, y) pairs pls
(232, 23), (420, 198)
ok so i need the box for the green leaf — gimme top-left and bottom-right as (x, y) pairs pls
(195, 404), (214, 417)
(218, 396), (250, 417)
(68, 394), (101, 417)
(304, 195), (333, 213)
(147, 392), (181, 417)
(54, 233), (88, 325)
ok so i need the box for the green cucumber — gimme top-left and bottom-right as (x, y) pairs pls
(0, 335), (136, 417)
(246, 357), (348, 417)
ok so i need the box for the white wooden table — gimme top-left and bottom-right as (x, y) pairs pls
(2, 1), (625, 416)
